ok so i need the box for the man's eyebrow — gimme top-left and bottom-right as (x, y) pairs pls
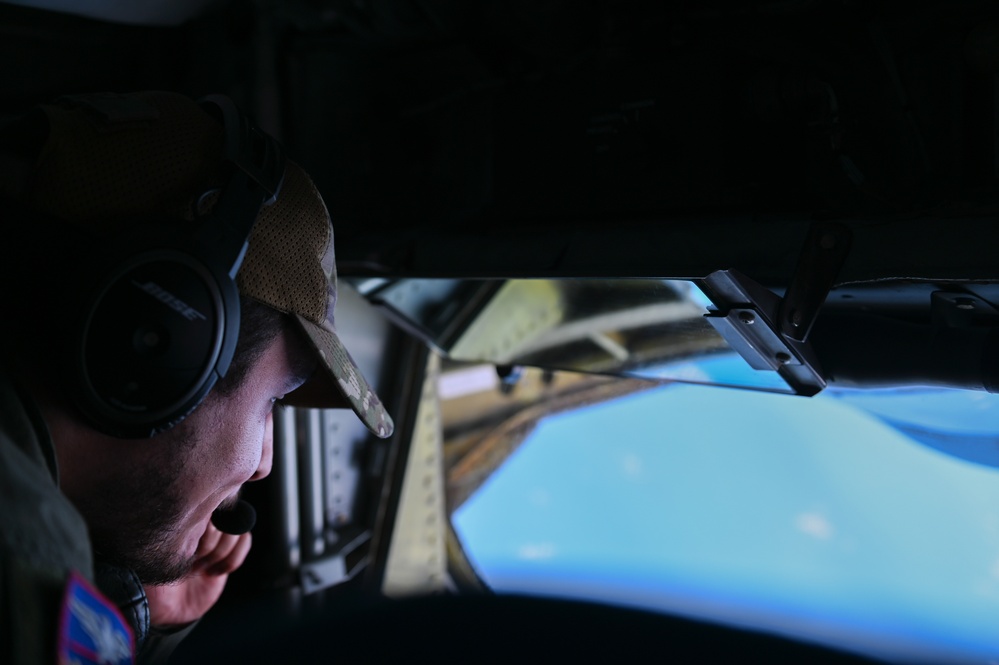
(284, 359), (318, 393)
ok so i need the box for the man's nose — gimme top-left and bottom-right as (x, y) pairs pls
(249, 411), (275, 481)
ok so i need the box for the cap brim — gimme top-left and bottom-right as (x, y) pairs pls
(283, 313), (394, 439)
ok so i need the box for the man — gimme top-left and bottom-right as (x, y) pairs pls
(0, 90), (393, 663)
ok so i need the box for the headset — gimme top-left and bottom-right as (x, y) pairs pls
(70, 94), (286, 439)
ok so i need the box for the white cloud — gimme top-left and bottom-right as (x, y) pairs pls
(796, 512), (835, 541)
(667, 363), (712, 383)
(990, 557), (999, 581)
(518, 543), (556, 560)
(622, 453), (643, 477)
(529, 489), (551, 506)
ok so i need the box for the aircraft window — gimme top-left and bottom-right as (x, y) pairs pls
(446, 374), (999, 664)
(348, 277), (798, 394)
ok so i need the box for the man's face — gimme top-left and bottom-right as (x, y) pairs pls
(77, 327), (315, 584)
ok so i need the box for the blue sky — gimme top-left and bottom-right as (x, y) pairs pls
(453, 381), (999, 663)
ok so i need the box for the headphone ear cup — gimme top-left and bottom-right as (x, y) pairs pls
(72, 250), (240, 438)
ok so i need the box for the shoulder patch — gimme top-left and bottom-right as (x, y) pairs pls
(57, 571), (134, 665)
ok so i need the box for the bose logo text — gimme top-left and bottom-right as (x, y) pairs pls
(132, 281), (208, 322)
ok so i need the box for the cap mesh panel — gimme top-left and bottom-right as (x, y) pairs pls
(237, 162), (332, 327)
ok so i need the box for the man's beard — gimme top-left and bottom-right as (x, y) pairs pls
(80, 430), (199, 585)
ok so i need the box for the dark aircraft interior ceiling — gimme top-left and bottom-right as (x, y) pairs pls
(5, 0), (999, 402)
(3, 0), (999, 286)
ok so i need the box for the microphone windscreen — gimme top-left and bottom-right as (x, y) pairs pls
(211, 499), (257, 535)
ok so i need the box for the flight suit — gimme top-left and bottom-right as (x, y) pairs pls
(0, 370), (133, 664)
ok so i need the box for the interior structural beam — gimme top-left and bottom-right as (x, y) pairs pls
(335, 217), (999, 285)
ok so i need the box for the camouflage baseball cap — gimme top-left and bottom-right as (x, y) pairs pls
(18, 90), (394, 438)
